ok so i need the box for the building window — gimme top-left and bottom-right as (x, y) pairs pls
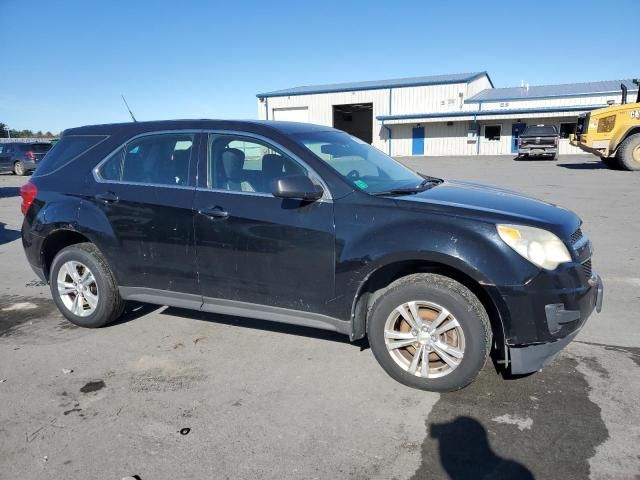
(559, 122), (576, 139)
(484, 125), (501, 141)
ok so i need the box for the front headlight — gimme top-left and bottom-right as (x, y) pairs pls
(497, 224), (572, 270)
(597, 115), (616, 133)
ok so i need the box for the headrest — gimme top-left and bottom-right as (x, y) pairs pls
(221, 148), (245, 180)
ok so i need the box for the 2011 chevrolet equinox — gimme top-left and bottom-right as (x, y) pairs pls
(20, 120), (603, 391)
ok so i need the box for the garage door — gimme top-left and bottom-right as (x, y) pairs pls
(272, 107), (309, 123)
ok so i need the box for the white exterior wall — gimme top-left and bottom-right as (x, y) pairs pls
(389, 116), (586, 156)
(476, 92), (625, 111)
(257, 75), (629, 156)
(258, 89), (390, 151)
(467, 76), (493, 99)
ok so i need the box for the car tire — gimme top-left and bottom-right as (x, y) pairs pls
(50, 243), (125, 328)
(616, 133), (640, 171)
(13, 161), (26, 176)
(367, 273), (491, 392)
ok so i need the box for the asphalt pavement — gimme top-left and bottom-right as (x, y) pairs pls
(1, 154), (638, 479)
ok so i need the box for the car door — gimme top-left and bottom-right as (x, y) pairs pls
(91, 131), (201, 295)
(193, 131), (335, 314)
(0, 144), (12, 171)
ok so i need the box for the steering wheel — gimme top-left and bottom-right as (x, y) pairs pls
(346, 169), (360, 180)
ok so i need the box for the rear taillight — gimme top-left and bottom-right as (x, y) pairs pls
(20, 182), (37, 215)
(24, 151), (36, 160)
(554, 137), (558, 145)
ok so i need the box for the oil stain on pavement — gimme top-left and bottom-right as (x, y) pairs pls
(0, 295), (61, 337)
(412, 357), (608, 480)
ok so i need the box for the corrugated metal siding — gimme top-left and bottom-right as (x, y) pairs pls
(467, 76), (493, 99)
(389, 117), (584, 156)
(256, 74), (616, 156)
(479, 93), (623, 111)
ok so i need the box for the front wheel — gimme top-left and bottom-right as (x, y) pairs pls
(50, 243), (125, 328)
(616, 133), (640, 171)
(368, 273), (491, 392)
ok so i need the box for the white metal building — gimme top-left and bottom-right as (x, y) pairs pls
(256, 73), (638, 156)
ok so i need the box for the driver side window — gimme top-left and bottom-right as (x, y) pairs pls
(208, 134), (306, 194)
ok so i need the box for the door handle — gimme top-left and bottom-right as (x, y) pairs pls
(198, 206), (229, 220)
(95, 192), (119, 204)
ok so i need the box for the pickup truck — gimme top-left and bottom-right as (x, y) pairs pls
(518, 125), (559, 160)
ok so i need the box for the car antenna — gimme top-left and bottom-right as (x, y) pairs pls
(121, 95), (137, 122)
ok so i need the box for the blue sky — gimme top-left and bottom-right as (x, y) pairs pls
(1, 0), (637, 133)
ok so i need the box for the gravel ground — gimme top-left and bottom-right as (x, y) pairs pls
(0, 154), (638, 480)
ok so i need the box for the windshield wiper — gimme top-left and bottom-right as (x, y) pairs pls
(371, 178), (442, 196)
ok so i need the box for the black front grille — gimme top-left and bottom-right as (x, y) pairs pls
(575, 113), (591, 138)
(570, 228), (584, 244)
(582, 259), (592, 279)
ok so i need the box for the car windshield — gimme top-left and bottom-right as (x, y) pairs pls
(523, 126), (557, 136)
(293, 130), (424, 193)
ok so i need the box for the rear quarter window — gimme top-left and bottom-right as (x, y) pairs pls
(33, 135), (107, 176)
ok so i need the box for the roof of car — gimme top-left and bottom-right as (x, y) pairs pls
(64, 119), (336, 136)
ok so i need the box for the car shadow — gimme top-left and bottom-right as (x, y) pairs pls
(556, 161), (607, 170)
(162, 306), (366, 347)
(107, 302), (165, 326)
(513, 155), (555, 162)
(430, 416), (535, 480)
(0, 186), (20, 198)
(0, 222), (21, 246)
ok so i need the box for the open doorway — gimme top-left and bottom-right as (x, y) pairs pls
(332, 103), (373, 144)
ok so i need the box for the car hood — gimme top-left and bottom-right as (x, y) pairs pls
(395, 179), (580, 232)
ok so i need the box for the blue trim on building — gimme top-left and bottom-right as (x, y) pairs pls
(376, 105), (602, 121)
(256, 72), (488, 98)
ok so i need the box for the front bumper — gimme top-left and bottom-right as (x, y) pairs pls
(518, 147), (557, 155)
(507, 273), (603, 374)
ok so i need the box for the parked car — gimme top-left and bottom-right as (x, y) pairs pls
(20, 120), (603, 392)
(0, 142), (52, 175)
(518, 125), (559, 159)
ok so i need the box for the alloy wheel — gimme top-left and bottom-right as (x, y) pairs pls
(384, 300), (466, 378)
(56, 260), (99, 317)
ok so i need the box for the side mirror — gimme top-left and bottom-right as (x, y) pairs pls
(272, 175), (323, 201)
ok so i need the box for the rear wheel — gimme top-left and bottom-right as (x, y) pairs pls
(50, 243), (125, 328)
(367, 273), (491, 392)
(616, 133), (640, 171)
(13, 161), (26, 176)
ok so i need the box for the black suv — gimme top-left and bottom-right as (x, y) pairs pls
(20, 120), (603, 391)
(0, 142), (52, 175)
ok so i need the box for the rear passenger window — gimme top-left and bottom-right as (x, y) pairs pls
(99, 134), (193, 186)
(34, 135), (107, 176)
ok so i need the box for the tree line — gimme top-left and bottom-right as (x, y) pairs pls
(0, 122), (57, 139)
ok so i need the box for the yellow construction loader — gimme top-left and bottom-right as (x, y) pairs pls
(570, 79), (640, 170)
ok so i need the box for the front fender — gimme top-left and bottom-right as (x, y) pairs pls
(331, 198), (538, 324)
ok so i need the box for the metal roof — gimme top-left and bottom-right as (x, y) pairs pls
(376, 105), (602, 122)
(256, 72), (491, 98)
(466, 79), (639, 103)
